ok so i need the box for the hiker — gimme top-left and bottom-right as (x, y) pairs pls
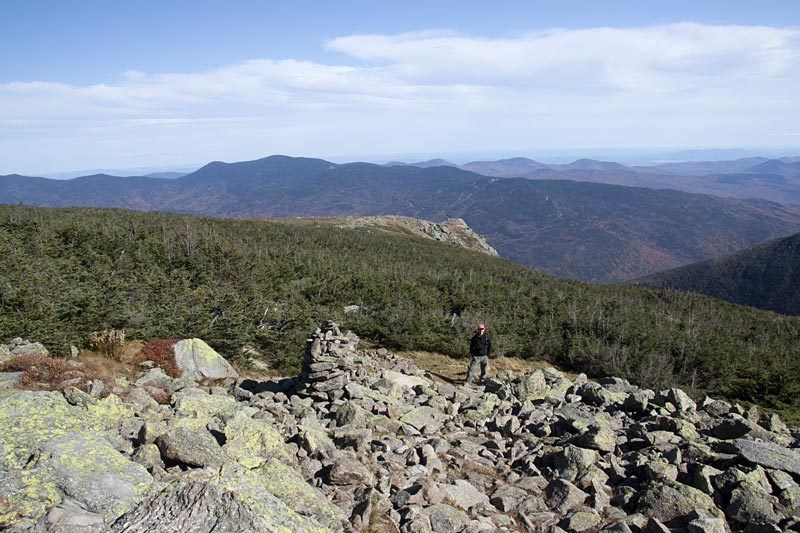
(466, 323), (492, 383)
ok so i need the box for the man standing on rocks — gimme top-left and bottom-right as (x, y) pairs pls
(466, 323), (491, 384)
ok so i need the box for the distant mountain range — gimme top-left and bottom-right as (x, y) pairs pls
(3, 155), (800, 282)
(390, 155), (800, 205)
(632, 232), (800, 316)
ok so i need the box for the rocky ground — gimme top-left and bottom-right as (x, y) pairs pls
(1, 322), (800, 532)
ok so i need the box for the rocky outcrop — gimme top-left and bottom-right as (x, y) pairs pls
(1, 337), (49, 361)
(331, 215), (499, 256)
(2, 322), (800, 532)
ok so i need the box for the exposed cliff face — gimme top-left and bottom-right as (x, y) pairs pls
(2, 326), (800, 532)
(325, 215), (499, 257)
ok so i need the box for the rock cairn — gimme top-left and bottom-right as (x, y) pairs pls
(1, 321), (800, 532)
(298, 320), (361, 400)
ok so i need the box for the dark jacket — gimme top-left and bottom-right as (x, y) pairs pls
(470, 332), (491, 358)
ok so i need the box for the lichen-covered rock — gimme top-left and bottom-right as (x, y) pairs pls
(490, 484), (529, 512)
(439, 479), (490, 511)
(726, 481), (783, 526)
(546, 479), (588, 514)
(215, 463), (330, 532)
(173, 389), (238, 419)
(256, 458), (346, 530)
(399, 406), (446, 432)
(0, 343), (12, 363)
(40, 432), (153, 520)
(0, 389), (130, 456)
(325, 455), (375, 486)
(111, 476), (326, 533)
(10, 340), (49, 357)
(423, 503), (470, 533)
(580, 422), (617, 452)
(734, 438), (800, 475)
(222, 411), (287, 468)
(381, 370), (431, 391)
(561, 510), (602, 532)
(156, 426), (226, 467)
(335, 400), (373, 427)
(297, 415), (336, 459)
(637, 480), (724, 527)
(172, 338), (239, 381)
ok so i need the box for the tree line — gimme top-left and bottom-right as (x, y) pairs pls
(1, 204), (799, 420)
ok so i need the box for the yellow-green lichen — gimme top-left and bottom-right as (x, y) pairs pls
(41, 432), (153, 520)
(222, 411), (288, 468)
(256, 458), (345, 528)
(173, 392), (238, 418)
(216, 463), (331, 533)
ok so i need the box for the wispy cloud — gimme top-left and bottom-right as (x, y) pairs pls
(2, 23), (799, 173)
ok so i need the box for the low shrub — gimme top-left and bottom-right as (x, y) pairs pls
(1, 354), (83, 391)
(137, 339), (181, 378)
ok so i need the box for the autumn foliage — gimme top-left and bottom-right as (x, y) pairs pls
(137, 339), (181, 378)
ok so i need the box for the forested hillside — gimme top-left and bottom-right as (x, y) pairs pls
(2, 204), (800, 419)
(4, 155), (800, 281)
(633, 232), (800, 316)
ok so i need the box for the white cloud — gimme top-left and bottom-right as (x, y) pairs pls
(1, 23), (800, 173)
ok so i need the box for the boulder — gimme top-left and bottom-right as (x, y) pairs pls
(172, 338), (239, 381)
(156, 426), (226, 467)
(10, 340), (49, 357)
(0, 344), (12, 363)
(112, 474), (329, 533)
(439, 479), (490, 511)
(399, 406), (447, 433)
(173, 389), (238, 419)
(546, 479), (588, 514)
(222, 411), (287, 468)
(734, 438), (800, 475)
(726, 482), (782, 526)
(637, 480), (723, 527)
(41, 432), (153, 520)
(256, 458), (346, 530)
(325, 455), (375, 486)
(422, 503), (470, 533)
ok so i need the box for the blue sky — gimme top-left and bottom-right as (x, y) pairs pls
(2, 1), (800, 175)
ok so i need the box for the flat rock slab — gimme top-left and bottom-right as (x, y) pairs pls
(439, 479), (490, 510)
(734, 438), (800, 475)
(400, 406), (447, 432)
(381, 370), (431, 390)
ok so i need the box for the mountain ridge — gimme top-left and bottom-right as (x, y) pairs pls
(3, 155), (800, 281)
(632, 232), (800, 316)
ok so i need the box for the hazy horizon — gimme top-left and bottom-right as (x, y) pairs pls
(3, 1), (800, 175)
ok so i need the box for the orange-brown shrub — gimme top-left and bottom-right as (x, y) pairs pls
(1, 354), (83, 391)
(137, 339), (181, 378)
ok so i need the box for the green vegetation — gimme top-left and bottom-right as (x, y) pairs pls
(633, 232), (800, 316)
(2, 204), (800, 420)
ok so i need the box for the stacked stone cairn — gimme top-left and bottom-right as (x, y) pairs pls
(298, 320), (362, 401)
(1, 322), (800, 532)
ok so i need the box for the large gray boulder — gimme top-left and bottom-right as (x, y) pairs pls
(111, 478), (329, 533)
(155, 426), (226, 468)
(41, 432), (153, 520)
(734, 438), (800, 475)
(172, 338), (239, 381)
(637, 480), (724, 527)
